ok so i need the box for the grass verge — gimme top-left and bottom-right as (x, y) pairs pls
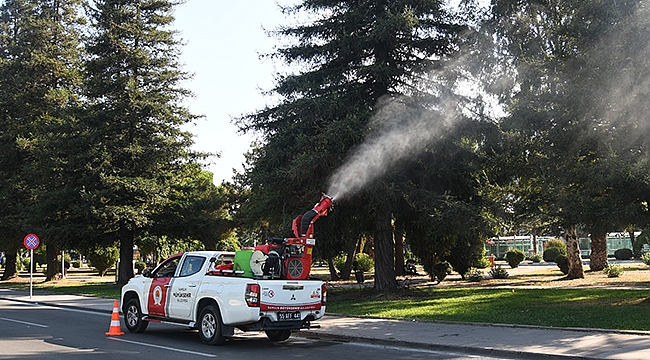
(328, 287), (650, 331)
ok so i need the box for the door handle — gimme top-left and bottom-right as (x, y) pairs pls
(163, 284), (171, 288)
(188, 283), (197, 288)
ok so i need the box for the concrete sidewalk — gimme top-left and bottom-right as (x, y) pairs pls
(1, 288), (649, 359)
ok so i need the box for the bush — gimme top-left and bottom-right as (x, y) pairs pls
(505, 249), (526, 268)
(58, 252), (72, 269)
(354, 253), (374, 272)
(614, 248), (633, 260)
(432, 261), (452, 283)
(488, 264), (509, 279)
(465, 268), (484, 282)
(555, 255), (569, 274)
(546, 239), (567, 250)
(475, 257), (491, 269)
(543, 247), (563, 262)
(87, 245), (119, 276)
(134, 261), (147, 274)
(333, 253), (374, 273)
(603, 264), (624, 277)
(22, 257), (34, 272)
(70, 260), (82, 268)
(642, 252), (650, 266)
(527, 253), (543, 263)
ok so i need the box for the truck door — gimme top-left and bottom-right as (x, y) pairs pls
(168, 255), (205, 319)
(147, 254), (181, 317)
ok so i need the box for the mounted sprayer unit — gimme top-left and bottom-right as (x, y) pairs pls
(248, 194), (333, 280)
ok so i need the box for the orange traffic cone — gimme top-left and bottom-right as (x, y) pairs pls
(105, 300), (125, 336)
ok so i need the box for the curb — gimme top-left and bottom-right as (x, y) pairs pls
(293, 330), (604, 360)
(323, 312), (650, 337)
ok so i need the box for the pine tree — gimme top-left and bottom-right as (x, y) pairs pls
(238, 0), (469, 292)
(84, 0), (200, 286)
(0, 0), (85, 280)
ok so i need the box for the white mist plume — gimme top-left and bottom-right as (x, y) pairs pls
(327, 95), (459, 200)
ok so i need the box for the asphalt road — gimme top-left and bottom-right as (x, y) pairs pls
(0, 299), (508, 360)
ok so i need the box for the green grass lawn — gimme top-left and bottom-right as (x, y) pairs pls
(328, 287), (650, 331)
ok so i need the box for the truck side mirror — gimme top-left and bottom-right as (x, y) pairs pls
(142, 268), (151, 277)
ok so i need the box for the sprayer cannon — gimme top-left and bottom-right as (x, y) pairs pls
(247, 194), (334, 280)
(294, 194), (333, 238)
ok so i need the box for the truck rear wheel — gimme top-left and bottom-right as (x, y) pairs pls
(265, 330), (291, 342)
(198, 305), (227, 345)
(124, 298), (148, 333)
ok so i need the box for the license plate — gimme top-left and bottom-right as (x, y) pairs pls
(277, 311), (301, 321)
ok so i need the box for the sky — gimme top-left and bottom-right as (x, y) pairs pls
(173, 1), (298, 184)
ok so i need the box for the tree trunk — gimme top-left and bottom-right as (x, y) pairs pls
(589, 230), (609, 271)
(327, 255), (340, 281)
(565, 225), (585, 279)
(394, 222), (405, 276)
(45, 242), (60, 281)
(340, 237), (360, 281)
(117, 221), (135, 287)
(373, 206), (397, 293)
(532, 229), (538, 254)
(1, 250), (18, 280)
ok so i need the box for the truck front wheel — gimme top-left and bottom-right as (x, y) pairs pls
(265, 330), (291, 342)
(124, 298), (148, 333)
(198, 305), (227, 345)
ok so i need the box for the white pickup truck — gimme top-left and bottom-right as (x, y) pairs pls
(120, 251), (326, 345)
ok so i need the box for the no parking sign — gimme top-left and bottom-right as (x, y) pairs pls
(23, 233), (40, 298)
(24, 233), (40, 250)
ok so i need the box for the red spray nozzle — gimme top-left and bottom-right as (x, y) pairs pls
(313, 194), (333, 216)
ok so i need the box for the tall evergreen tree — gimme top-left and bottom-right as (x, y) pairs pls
(490, 0), (650, 276)
(238, 0), (469, 292)
(84, 0), (200, 286)
(0, 0), (84, 280)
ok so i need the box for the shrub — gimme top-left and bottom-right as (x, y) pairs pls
(543, 247), (560, 262)
(432, 261), (452, 283)
(70, 260), (82, 268)
(355, 253), (374, 272)
(332, 254), (346, 272)
(22, 257), (33, 272)
(614, 248), (633, 260)
(135, 261), (147, 274)
(465, 268), (484, 282)
(505, 249), (526, 268)
(528, 253), (543, 263)
(546, 239), (567, 250)
(603, 264), (624, 277)
(87, 245), (119, 276)
(58, 252), (72, 269)
(445, 237), (486, 280)
(555, 255), (569, 274)
(474, 256), (491, 269)
(488, 264), (509, 279)
(543, 247), (562, 262)
(642, 252), (650, 266)
(333, 253), (374, 273)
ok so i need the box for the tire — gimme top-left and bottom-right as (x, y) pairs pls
(124, 298), (148, 333)
(198, 305), (227, 345)
(265, 330), (291, 342)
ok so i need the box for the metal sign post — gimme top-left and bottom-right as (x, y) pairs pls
(23, 234), (40, 299)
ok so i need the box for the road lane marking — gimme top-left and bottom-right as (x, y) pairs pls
(108, 337), (217, 357)
(0, 317), (49, 328)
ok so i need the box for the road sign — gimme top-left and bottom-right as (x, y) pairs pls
(24, 233), (40, 250)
